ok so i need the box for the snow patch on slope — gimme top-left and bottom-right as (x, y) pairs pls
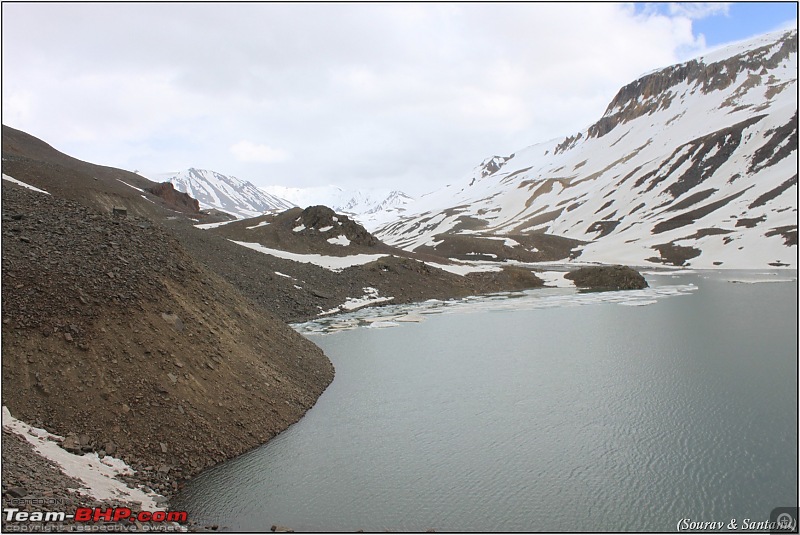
(2, 406), (164, 510)
(3, 174), (51, 195)
(229, 240), (387, 271)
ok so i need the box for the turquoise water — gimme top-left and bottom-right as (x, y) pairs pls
(174, 271), (798, 532)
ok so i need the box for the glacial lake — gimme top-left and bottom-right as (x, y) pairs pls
(173, 270), (798, 532)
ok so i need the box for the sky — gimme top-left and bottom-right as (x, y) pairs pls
(2, 2), (797, 196)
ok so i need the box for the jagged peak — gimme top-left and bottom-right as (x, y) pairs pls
(386, 190), (413, 200)
(156, 168), (295, 218)
(472, 155), (513, 184)
(588, 29), (797, 139)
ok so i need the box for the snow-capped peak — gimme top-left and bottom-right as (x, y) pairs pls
(261, 185), (414, 231)
(149, 168), (295, 219)
(376, 29), (797, 269)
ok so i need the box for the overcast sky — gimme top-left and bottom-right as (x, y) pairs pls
(2, 2), (797, 195)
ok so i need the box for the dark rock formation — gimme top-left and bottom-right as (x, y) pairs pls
(564, 265), (648, 290)
(146, 182), (200, 214)
(299, 205), (378, 247)
(478, 155), (512, 178)
(588, 30), (796, 139)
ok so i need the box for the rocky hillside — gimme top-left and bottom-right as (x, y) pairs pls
(2, 125), (201, 219)
(208, 205), (385, 256)
(377, 29), (797, 269)
(1, 180), (334, 490)
(165, 208), (546, 323)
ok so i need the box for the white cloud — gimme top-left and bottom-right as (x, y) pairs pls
(0, 2), (767, 194)
(230, 141), (290, 163)
(668, 3), (730, 20)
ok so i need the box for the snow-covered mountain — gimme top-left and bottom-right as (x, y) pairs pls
(151, 168), (295, 219)
(377, 29), (798, 269)
(261, 185), (414, 230)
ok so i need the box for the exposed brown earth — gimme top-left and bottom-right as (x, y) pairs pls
(2, 125), (200, 219)
(2, 182), (334, 498)
(648, 242), (703, 266)
(145, 182), (201, 214)
(414, 232), (584, 263)
(209, 204), (389, 256)
(164, 215), (547, 323)
(341, 256), (546, 307)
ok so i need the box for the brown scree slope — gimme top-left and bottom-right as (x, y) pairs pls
(1, 181), (334, 488)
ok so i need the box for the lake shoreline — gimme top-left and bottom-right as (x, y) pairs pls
(5, 269), (794, 532)
(173, 271), (797, 532)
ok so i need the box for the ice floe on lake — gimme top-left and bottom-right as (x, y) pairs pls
(294, 282), (699, 335)
(321, 287), (394, 314)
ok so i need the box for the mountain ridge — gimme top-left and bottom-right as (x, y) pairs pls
(261, 184), (415, 230)
(376, 28), (798, 269)
(152, 168), (296, 219)
(1, 125), (201, 219)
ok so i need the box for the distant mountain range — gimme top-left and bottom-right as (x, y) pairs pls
(153, 169), (414, 228)
(261, 185), (414, 230)
(376, 29), (798, 269)
(149, 168), (295, 219)
(162, 30), (797, 269)
(7, 28), (794, 270)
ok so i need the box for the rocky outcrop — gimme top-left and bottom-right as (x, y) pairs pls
(588, 29), (797, 139)
(145, 182), (200, 214)
(208, 204), (389, 258)
(478, 155), (512, 178)
(299, 205), (378, 246)
(564, 265), (648, 290)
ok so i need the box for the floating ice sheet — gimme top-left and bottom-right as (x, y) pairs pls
(293, 282), (698, 335)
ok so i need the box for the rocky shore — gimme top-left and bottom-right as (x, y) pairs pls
(163, 215), (548, 324)
(2, 182), (334, 529)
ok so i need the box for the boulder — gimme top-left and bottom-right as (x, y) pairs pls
(61, 434), (82, 454)
(564, 265), (648, 290)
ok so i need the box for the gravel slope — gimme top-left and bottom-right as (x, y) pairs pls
(2, 182), (334, 505)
